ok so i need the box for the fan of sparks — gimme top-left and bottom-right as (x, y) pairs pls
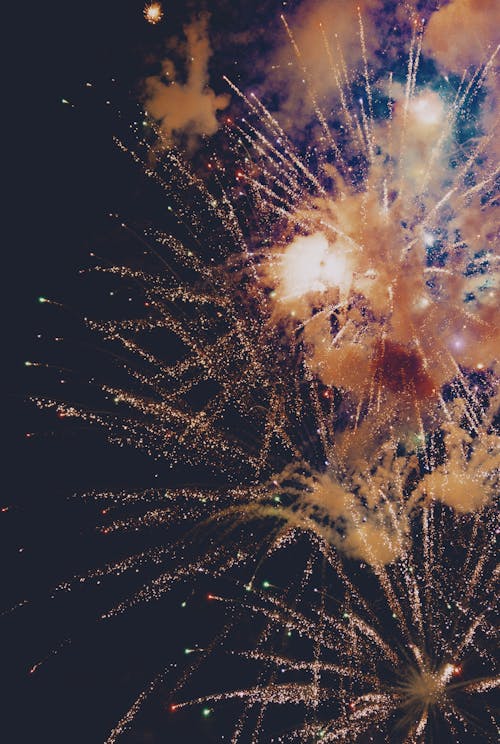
(34, 12), (499, 744)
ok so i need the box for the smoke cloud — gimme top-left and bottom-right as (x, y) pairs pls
(423, 0), (500, 72)
(259, 0), (384, 133)
(143, 14), (230, 147)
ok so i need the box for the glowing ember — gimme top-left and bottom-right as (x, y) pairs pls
(144, 2), (163, 25)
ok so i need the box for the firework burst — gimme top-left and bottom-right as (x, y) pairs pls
(172, 503), (498, 742)
(144, 2), (163, 26)
(25, 4), (499, 743)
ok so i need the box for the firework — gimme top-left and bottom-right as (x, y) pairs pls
(144, 2), (163, 26)
(172, 505), (498, 742)
(27, 4), (499, 743)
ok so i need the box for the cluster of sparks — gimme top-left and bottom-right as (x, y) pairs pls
(144, 2), (163, 26)
(28, 8), (499, 744)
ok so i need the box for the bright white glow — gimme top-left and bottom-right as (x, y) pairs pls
(423, 231), (435, 247)
(278, 232), (351, 299)
(410, 90), (444, 126)
(415, 295), (430, 310)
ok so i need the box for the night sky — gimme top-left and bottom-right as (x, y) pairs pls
(4, 2), (499, 743)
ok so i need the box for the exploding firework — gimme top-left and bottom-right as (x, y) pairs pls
(171, 505), (498, 742)
(25, 4), (499, 743)
(144, 2), (163, 26)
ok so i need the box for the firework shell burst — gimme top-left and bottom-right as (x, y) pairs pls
(28, 4), (499, 743)
(144, 2), (164, 26)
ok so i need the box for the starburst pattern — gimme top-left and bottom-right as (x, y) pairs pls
(144, 2), (163, 26)
(27, 7), (499, 743)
